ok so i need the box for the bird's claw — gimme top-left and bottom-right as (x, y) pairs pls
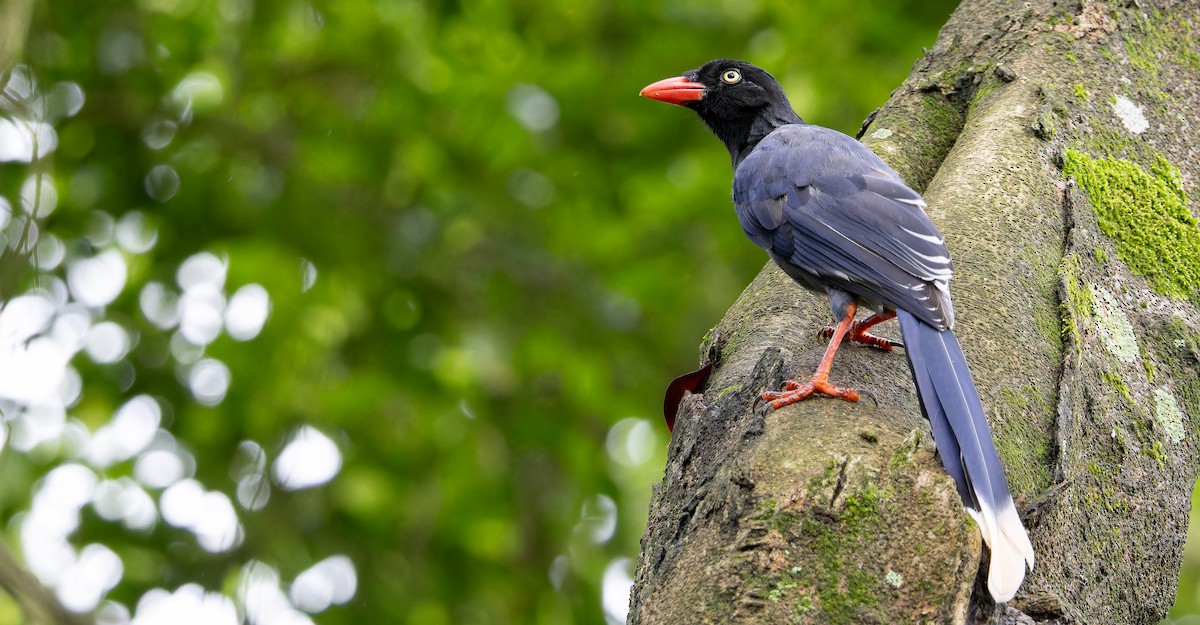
(857, 388), (880, 405)
(761, 378), (860, 409)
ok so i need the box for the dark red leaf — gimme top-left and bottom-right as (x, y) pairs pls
(662, 361), (714, 432)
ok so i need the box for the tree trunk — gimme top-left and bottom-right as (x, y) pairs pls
(629, 1), (1200, 623)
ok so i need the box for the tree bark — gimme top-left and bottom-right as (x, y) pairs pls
(629, 1), (1200, 623)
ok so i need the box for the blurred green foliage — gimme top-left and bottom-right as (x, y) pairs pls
(1169, 479), (1200, 624)
(0, 0), (1051, 623)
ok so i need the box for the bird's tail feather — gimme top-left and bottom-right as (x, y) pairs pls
(896, 309), (1035, 603)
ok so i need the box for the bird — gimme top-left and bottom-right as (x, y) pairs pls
(640, 59), (1035, 604)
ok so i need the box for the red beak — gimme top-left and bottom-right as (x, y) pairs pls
(640, 76), (705, 106)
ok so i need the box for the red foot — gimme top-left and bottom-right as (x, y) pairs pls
(817, 316), (901, 351)
(761, 378), (861, 409)
(767, 302), (864, 410)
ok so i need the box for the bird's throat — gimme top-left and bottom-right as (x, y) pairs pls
(706, 106), (803, 167)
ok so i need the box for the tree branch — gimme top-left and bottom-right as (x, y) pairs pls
(630, 0), (1200, 622)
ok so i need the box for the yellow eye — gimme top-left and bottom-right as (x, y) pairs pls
(721, 69), (742, 84)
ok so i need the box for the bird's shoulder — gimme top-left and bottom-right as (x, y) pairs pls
(733, 124), (910, 202)
(733, 124), (929, 215)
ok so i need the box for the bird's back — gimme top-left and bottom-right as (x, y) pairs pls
(732, 125), (956, 329)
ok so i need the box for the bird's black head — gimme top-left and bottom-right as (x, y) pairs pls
(641, 59), (803, 165)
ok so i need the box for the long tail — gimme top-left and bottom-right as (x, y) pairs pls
(896, 309), (1035, 603)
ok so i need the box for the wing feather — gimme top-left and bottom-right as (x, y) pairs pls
(733, 125), (955, 328)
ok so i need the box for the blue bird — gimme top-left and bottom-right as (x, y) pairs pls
(642, 59), (1035, 603)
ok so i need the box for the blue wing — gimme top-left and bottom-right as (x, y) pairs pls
(733, 124), (955, 329)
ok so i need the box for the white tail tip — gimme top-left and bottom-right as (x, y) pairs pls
(968, 499), (1035, 603)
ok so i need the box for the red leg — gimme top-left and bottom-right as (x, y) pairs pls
(817, 311), (901, 351)
(763, 302), (861, 409)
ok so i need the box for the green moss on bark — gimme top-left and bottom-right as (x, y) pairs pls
(1062, 150), (1200, 304)
(860, 92), (964, 192)
(1059, 252), (1093, 353)
(1126, 10), (1200, 74)
(796, 490), (884, 623)
(992, 386), (1053, 496)
(1101, 370), (1133, 403)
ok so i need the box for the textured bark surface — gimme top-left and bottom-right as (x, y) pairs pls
(630, 1), (1200, 623)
